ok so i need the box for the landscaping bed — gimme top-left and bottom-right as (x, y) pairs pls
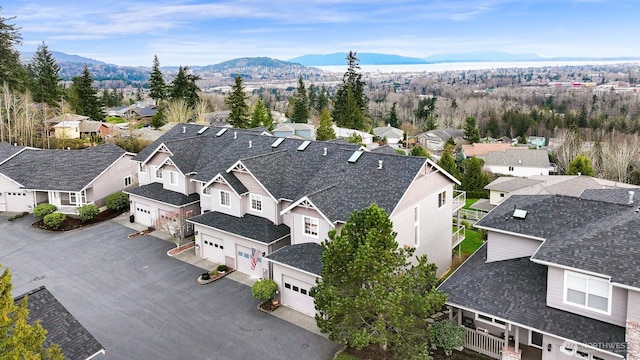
(32, 208), (124, 231)
(339, 345), (490, 360)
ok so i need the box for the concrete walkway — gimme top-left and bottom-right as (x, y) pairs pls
(111, 213), (325, 337)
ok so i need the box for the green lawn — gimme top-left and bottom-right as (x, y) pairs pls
(106, 116), (127, 123)
(460, 228), (484, 256)
(463, 198), (478, 209)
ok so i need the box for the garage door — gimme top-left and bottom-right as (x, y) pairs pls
(281, 275), (316, 316)
(201, 234), (225, 264)
(6, 192), (30, 212)
(236, 245), (263, 278)
(135, 204), (153, 227)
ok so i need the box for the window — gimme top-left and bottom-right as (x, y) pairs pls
(219, 190), (230, 207)
(565, 271), (610, 313)
(202, 186), (211, 196)
(250, 194), (262, 212)
(508, 166), (514, 171)
(475, 313), (507, 329)
(500, 192), (506, 198)
(155, 166), (163, 179)
(69, 193), (77, 204)
(169, 171), (178, 185)
(304, 216), (318, 237)
(139, 163), (146, 173)
(529, 331), (543, 349)
(438, 191), (447, 208)
(414, 206), (420, 247)
(124, 176), (132, 187)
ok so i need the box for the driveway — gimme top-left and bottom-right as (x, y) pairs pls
(0, 214), (340, 360)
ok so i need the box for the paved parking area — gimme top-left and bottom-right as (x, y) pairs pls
(0, 214), (340, 360)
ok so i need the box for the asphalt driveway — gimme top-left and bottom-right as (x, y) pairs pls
(0, 214), (340, 360)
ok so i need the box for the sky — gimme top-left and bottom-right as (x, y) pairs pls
(4, 0), (639, 67)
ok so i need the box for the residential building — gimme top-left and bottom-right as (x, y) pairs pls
(373, 125), (404, 146)
(526, 136), (546, 147)
(272, 123), (316, 140)
(0, 143), (137, 213)
(417, 128), (465, 152)
(16, 286), (105, 360)
(439, 188), (640, 360)
(332, 125), (374, 145)
(127, 124), (462, 317)
(53, 121), (82, 139)
(480, 149), (552, 177)
(460, 143), (526, 159)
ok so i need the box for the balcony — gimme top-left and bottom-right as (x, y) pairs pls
(452, 190), (466, 213)
(452, 226), (465, 248)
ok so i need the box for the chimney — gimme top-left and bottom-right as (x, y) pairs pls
(323, 147), (327, 156)
(182, 126), (186, 133)
(233, 131), (237, 139)
(378, 160), (383, 169)
(629, 191), (635, 204)
(249, 140), (252, 148)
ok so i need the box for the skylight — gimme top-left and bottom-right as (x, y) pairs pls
(297, 140), (311, 151)
(271, 137), (285, 148)
(197, 126), (209, 135)
(348, 150), (364, 163)
(513, 209), (527, 219)
(215, 128), (228, 137)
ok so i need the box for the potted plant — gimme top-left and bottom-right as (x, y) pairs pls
(217, 264), (229, 274)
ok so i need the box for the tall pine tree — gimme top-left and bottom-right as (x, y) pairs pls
(437, 145), (460, 179)
(332, 51), (368, 130)
(67, 65), (103, 120)
(27, 42), (62, 108)
(289, 76), (309, 123)
(0, 7), (27, 91)
(168, 66), (200, 108)
(250, 99), (273, 130)
(226, 75), (250, 128)
(148, 55), (167, 102)
(316, 109), (336, 141)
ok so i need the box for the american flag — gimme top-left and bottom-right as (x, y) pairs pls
(250, 247), (260, 270)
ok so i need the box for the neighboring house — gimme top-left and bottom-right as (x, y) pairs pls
(80, 120), (111, 139)
(16, 286), (105, 360)
(0, 144), (137, 213)
(373, 125), (404, 146)
(46, 113), (90, 134)
(480, 149), (552, 177)
(272, 123), (316, 140)
(417, 128), (465, 151)
(439, 188), (640, 360)
(127, 124), (462, 317)
(526, 136), (546, 147)
(460, 143), (526, 159)
(332, 125), (374, 145)
(53, 121), (82, 139)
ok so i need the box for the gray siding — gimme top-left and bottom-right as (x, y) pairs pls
(88, 155), (137, 206)
(546, 266), (627, 326)
(206, 183), (242, 217)
(628, 290), (640, 322)
(486, 231), (542, 262)
(288, 207), (333, 246)
(235, 172), (278, 224)
(161, 164), (188, 195)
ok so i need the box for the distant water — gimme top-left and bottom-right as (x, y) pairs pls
(317, 60), (640, 73)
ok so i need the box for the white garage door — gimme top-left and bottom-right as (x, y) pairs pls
(281, 275), (316, 316)
(6, 192), (30, 212)
(135, 204), (153, 227)
(201, 234), (225, 264)
(236, 245), (263, 278)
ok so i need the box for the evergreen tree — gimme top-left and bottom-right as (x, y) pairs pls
(316, 109), (336, 141)
(307, 84), (317, 114)
(437, 145), (460, 179)
(135, 87), (143, 101)
(566, 154), (596, 176)
(332, 51), (368, 130)
(409, 145), (431, 158)
(27, 42), (63, 108)
(387, 102), (399, 128)
(250, 99), (273, 130)
(0, 265), (64, 359)
(67, 65), (103, 120)
(168, 66), (200, 108)
(0, 7), (28, 90)
(225, 75), (250, 128)
(148, 55), (167, 102)
(151, 106), (165, 129)
(315, 84), (329, 111)
(313, 204), (452, 359)
(290, 76), (309, 123)
(461, 156), (490, 197)
(463, 116), (481, 143)
(415, 97), (437, 131)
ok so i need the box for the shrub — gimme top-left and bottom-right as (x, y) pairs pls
(251, 279), (278, 303)
(217, 264), (229, 272)
(43, 212), (66, 229)
(8, 212), (28, 222)
(34, 203), (57, 218)
(429, 319), (465, 354)
(106, 192), (129, 211)
(77, 204), (100, 221)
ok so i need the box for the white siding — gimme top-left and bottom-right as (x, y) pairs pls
(0, 175), (34, 212)
(489, 190), (508, 206)
(204, 183), (242, 217)
(235, 172), (278, 223)
(271, 263), (319, 316)
(485, 165), (549, 177)
(287, 207), (332, 245)
(628, 290), (640, 322)
(137, 162), (152, 185)
(541, 334), (620, 360)
(162, 164), (189, 195)
(546, 266), (627, 326)
(88, 154), (137, 206)
(486, 231), (542, 262)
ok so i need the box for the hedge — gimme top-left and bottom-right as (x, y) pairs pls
(77, 204), (100, 221)
(106, 192), (129, 211)
(34, 203), (58, 218)
(43, 212), (66, 229)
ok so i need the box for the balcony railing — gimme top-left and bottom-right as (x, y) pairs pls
(452, 190), (466, 213)
(452, 226), (465, 248)
(457, 208), (488, 222)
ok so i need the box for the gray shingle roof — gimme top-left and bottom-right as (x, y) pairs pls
(0, 144), (127, 191)
(125, 182), (200, 206)
(266, 243), (324, 276)
(481, 148), (550, 168)
(0, 142), (26, 163)
(476, 193), (640, 288)
(15, 286), (105, 360)
(485, 177), (543, 192)
(439, 245), (626, 356)
(188, 211), (290, 244)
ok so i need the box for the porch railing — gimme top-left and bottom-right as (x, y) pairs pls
(464, 327), (504, 360)
(452, 190), (466, 212)
(457, 208), (488, 222)
(452, 226), (465, 248)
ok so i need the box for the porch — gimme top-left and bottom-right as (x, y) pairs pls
(452, 190), (466, 213)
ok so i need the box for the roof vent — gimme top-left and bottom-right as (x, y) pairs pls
(629, 191), (635, 204)
(197, 126), (209, 135)
(297, 140), (311, 151)
(271, 138), (285, 148)
(323, 147), (327, 156)
(348, 150), (363, 163)
(249, 140), (252, 148)
(182, 126), (186, 133)
(233, 131), (237, 139)
(215, 128), (227, 137)
(378, 160), (383, 169)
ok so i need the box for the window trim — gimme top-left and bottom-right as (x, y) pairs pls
(474, 313), (507, 329)
(303, 216), (319, 238)
(169, 171), (178, 186)
(414, 206), (420, 247)
(438, 190), (447, 208)
(139, 163), (146, 173)
(154, 166), (163, 179)
(219, 190), (231, 208)
(563, 270), (611, 315)
(202, 186), (211, 196)
(528, 330), (543, 349)
(250, 194), (263, 212)
(124, 176), (132, 187)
